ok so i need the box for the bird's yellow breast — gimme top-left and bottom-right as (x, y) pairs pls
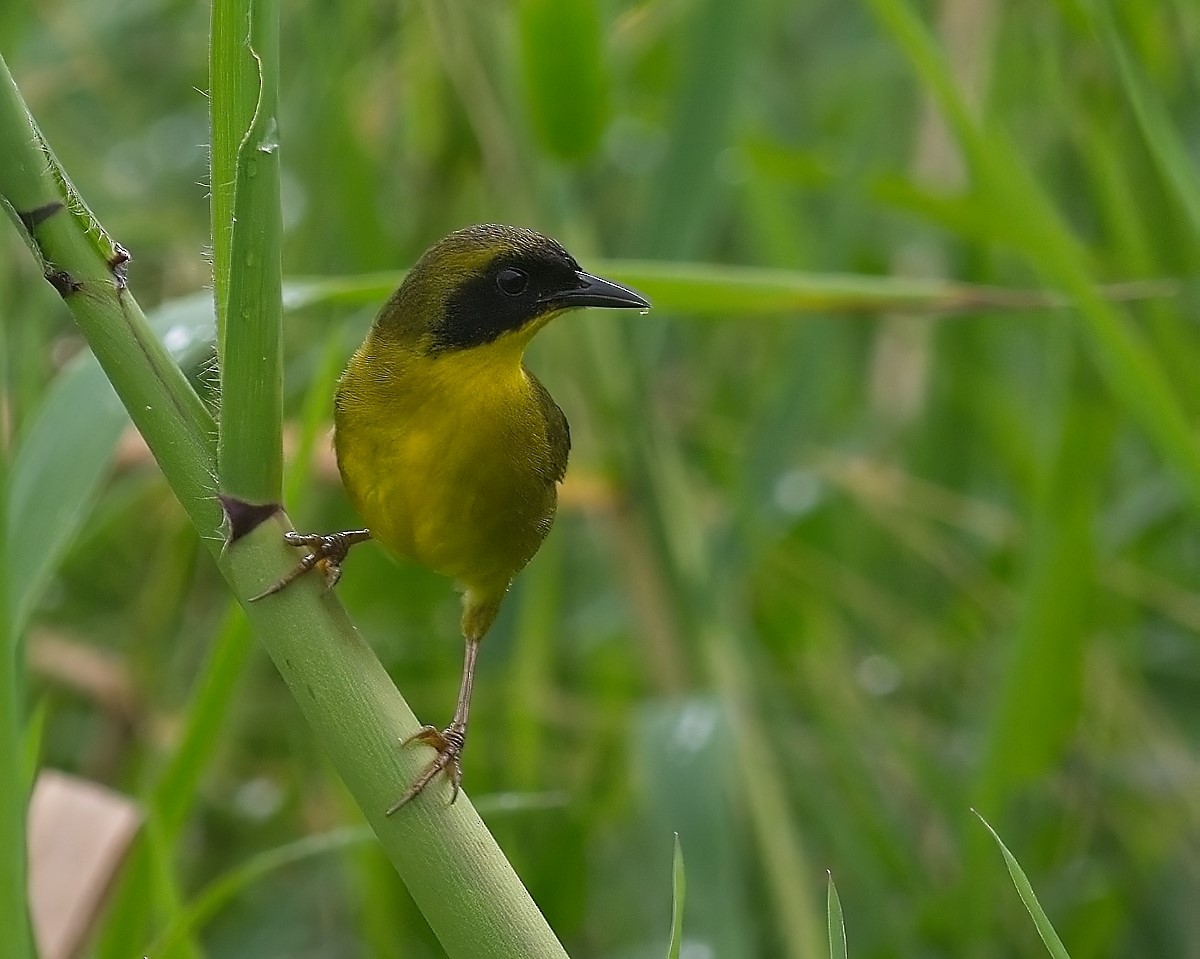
(333, 330), (565, 599)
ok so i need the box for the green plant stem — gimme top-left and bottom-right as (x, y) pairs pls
(0, 80), (33, 959)
(0, 52), (569, 959)
(0, 651), (32, 959)
(217, 518), (574, 959)
(0, 70), (219, 538)
(209, 0), (258, 320)
(214, 0), (284, 501)
(0, 456), (33, 959)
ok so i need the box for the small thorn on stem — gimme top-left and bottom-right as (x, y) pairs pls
(218, 494), (283, 544)
(17, 201), (64, 234)
(45, 268), (82, 297)
(108, 244), (131, 288)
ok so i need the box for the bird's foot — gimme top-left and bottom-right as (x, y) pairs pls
(250, 529), (371, 601)
(386, 723), (467, 815)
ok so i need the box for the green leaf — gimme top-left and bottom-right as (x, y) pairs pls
(6, 294), (215, 635)
(6, 356), (124, 632)
(666, 834), (686, 959)
(826, 873), (847, 959)
(150, 826), (375, 957)
(974, 810), (1073, 959)
(638, 701), (753, 958)
(975, 356), (1111, 807)
(1087, 0), (1200, 243)
(282, 264), (1174, 320)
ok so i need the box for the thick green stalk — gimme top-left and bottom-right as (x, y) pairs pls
(209, 0), (259, 321)
(0, 52), (570, 959)
(214, 0), (284, 501)
(224, 522), (572, 958)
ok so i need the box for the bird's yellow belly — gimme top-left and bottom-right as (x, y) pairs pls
(335, 387), (558, 594)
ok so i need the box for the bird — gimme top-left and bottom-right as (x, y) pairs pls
(254, 224), (649, 813)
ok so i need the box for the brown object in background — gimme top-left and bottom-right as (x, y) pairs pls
(27, 770), (141, 959)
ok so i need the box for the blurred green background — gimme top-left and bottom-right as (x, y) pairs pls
(3, 0), (1200, 956)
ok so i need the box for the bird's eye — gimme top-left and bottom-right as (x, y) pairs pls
(496, 268), (528, 296)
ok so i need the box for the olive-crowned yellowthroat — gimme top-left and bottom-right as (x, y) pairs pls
(255, 225), (649, 812)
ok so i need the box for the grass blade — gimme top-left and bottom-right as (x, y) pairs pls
(151, 826), (374, 957)
(973, 810), (1073, 959)
(974, 356), (1111, 807)
(282, 265), (1176, 317)
(5, 361), (121, 631)
(6, 294), (215, 635)
(826, 873), (847, 959)
(666, 834), (686, 959)
(1087, 0), (1200, 243)
(638, 701), (753, 958)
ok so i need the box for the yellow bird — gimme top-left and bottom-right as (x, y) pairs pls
(256, 224), (649, 812)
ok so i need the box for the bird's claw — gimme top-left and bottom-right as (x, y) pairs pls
(386, 723), (467, 815)
(250, 529), (370, 601)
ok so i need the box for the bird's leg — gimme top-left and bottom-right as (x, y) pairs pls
(387, 637), (481, 814)
(250, 529), (372, 601)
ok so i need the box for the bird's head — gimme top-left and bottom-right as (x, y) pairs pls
(375, 224), (649, 354)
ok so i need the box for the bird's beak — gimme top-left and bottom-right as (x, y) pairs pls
(544, 271), (650, 310)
